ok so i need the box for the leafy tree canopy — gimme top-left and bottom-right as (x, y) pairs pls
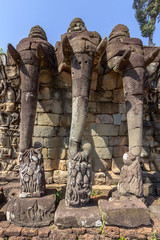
(133, 0), (160, 45)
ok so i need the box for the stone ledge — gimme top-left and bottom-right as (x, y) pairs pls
(98, 197), (151, 228)
(54, 199), (102, 228)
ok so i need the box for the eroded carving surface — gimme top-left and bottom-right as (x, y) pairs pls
(19, 147), (45, 197)
(6, 194), (56, 227)
(118, 152), (143, 197)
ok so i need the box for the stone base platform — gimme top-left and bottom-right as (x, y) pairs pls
(6, 193), (56, 227)
(98, 197), (151, 227)
(54, 199), (102, 228)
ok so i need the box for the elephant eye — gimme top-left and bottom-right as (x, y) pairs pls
(79, 61), (81, 65)
(85, 61), (87, 64)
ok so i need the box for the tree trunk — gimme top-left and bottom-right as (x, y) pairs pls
(148, 31), (154, 46)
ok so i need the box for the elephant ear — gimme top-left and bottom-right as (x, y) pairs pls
(8, 43), (21, 64)
(95, 37), (107, 62)
(144, 48), (159, 67)
(61, 35), (73, 62)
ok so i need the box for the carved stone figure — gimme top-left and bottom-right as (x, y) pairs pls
(117, 152), (143, 197)
(19, 147), (45, 197)
(6, 26), (56, 227)
(58, 18), (107, 207)
(8, 25), (56, 195)
(107, 24), (159, 197)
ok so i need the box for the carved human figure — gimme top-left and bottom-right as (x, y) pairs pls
(8, 25), (56, 197)
(107, 24), (159, 197)
(0, 134), (12, 160)
(59, 18), (107, 207)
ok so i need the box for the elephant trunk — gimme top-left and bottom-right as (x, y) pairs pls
(19, 51), (39, 153)
(69, 53), (93, 157)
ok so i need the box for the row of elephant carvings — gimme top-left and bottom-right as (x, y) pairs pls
(1, 18), (160, 209)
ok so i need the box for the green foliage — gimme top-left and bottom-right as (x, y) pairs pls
(0, 48), (4, 54)
(151, 230), (157, 240)
(56, 187), (62, 204)
(100, 220), (105, 235)
(91, 189), (96, 196)
(133, 0), (160, 45)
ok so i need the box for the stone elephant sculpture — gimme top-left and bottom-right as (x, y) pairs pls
(57, 18), (107, 206)
(8, 25), (56, 197)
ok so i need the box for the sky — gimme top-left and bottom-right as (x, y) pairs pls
(1, 0), (160, 52)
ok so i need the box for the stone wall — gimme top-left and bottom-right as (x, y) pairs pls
(0, 45), (160, 186)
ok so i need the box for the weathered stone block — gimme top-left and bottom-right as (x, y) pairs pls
(58, 160), (67, 171)
(91, 72), (98, 90)
(113, 113), (121, 125)
(97, 103), (119, 114)
(98, 198), (151, 227)
(86, 113), (95, 123)
(92, 136), (108, 148)
(37, 99), (62, 113)
(94, 147), (113, 160)
(58, 71), (72, 87)
(102, 72), (118, 90)
(86, 123), (97, 136)
(33, 126), (55, 137)
(60, 114), (71, 126)
(121, 113), (127, 121)
(64, 100), (72, 113)
(96, 91), (113, 102)
(113, 146), (128, 158)
(113, 89), (125, 103)
(149, 205), (160, 221)
(38, 87), (53, 100)
(96, 114), (113, 124)
(119, 121), (128, 136)
(48, 148), (66, 159)
(108, 136), (128, 146)
(42, 148), (48, 158)
(44, 171), (53, 184)
(119, 103), (126, 114)
(92, 159), (112, 172)
(53, 170), (68, 184)
(112, 158), (123, 174)
(97, 124), (119, 136)
(89, 90), (95, 101)
(105, 171), (119, 185)
(44, 137), (64, 148)
(88, 102), (96, 113)
(54, 199), (102, 228)
(38, 113), (60, 126)
(57, 127), (70, 137)
(4, 224), (22, 236)
(44, 159), (58, 171)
